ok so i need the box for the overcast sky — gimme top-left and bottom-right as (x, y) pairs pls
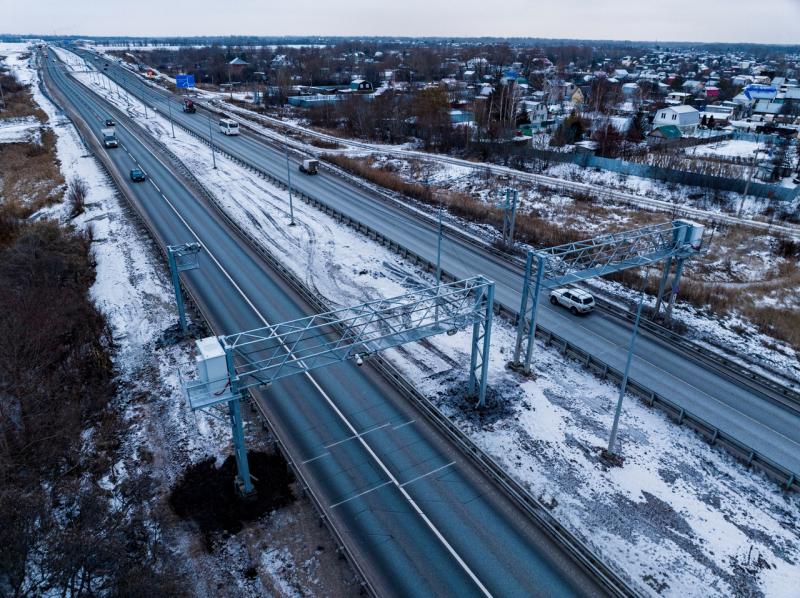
(2, 0), (799, 44)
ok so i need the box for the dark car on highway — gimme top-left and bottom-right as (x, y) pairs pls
(104, 118), (115, 127)
(130, 169), (146, 182)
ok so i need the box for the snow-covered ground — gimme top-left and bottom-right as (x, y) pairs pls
(686, 139), (765, 159)
(5, 42), (353, 596)
(57, 51), (800, 596)
(0, 115), (42, 143)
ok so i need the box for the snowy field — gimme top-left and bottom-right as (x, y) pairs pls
(57, 52), (800, 596)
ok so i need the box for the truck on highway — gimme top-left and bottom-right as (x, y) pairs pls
(101, 127), (118, 148)
(182, 98), (196, 113)
(299, 159), (319, 175)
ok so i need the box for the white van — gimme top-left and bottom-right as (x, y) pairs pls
(218, 118), (240, 136)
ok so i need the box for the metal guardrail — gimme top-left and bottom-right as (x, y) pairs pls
(593, 296), (800, 411)
(55, 61), (640, 594)
(111, 80), (800, 495)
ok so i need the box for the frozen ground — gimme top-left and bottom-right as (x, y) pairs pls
(60, 50), (800, 596)
(6, 43), (354, 596)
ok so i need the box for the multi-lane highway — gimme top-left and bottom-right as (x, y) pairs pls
(43, 50), (628, 596)
(71, 47), (800, 481)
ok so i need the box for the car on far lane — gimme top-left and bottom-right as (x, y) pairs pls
(129, 169), (146, 182)
(104, 118), (115, 127)
(549, 287), (595, 315)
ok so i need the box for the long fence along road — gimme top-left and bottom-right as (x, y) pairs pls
(69, 47), (800, 490)
(43, 49), (633, 596)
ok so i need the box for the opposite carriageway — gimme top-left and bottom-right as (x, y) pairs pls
(77, 48), (800, 486)
(44, 51), (629, 597)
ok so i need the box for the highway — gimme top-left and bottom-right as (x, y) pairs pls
(76, 48), (800, 481)
(43, 51), (625, 596)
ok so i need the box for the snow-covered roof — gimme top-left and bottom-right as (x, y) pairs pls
(666, 104), (699, 114)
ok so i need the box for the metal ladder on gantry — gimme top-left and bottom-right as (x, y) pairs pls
(512, 220), (707, 374)
(181, 277), (496, 497)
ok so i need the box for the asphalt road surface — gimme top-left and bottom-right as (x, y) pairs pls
(44, 52), (620, 597)
(82, 50), (800, 479)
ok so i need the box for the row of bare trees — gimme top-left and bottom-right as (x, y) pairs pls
(0, 208), (185, 596)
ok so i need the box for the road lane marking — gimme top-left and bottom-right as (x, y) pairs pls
(329, 481), (393, 509)
(400, 461), (456, 488)
(105, 113), (493, 597)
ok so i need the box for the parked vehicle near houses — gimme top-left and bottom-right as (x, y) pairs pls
(218, 118), (239, 135)
(101, 127), (118, 148)
(549, 287), (595, 315)
(299, 159), (319, 175)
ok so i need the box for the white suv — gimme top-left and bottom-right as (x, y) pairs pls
(549, 287), (595, 315)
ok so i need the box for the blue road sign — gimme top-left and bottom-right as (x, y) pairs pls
(176, 74), (195, 89)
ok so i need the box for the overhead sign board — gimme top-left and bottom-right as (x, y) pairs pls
(176, 74), (195, 89)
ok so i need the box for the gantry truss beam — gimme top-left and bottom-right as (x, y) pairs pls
(183, 277), (495, 494)
(535, 221), (700, 286)
(227, 276), (492, 392)
(513, 220), (705, 372)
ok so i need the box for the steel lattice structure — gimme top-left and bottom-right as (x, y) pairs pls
(226, 277), (492, 392)
(513, 220), (705, 372)
(183, 277), (496, 495)
(533, 221), (695, 286)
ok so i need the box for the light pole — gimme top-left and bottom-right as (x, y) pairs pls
(284, 131), (295, 226)
(207, 114), (217, 169)
(166, 98), (176, 138)
(606, 277), (646, 457)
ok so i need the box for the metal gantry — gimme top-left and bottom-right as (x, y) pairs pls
(167, 242), (202, 334)
(512, 220), (706, 373)
(183, 276), (496, 495)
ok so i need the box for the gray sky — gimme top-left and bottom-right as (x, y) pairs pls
(2, 0), (799, 44)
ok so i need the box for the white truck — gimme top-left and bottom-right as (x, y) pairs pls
(549, 287), (595, 315)
(299, 159), (319, 175)
(101, 128), (118, 148)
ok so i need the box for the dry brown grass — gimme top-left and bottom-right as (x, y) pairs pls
(325, 154), (586, 248)
(0, 128), (65, 211)
(0, 71), (47, 121)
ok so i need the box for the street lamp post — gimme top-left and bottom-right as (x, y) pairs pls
(606, 279), (646, 457)
(284, 131), (295, 226)
(207, 114), (217, 169)
(167, 98), (175, 138)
